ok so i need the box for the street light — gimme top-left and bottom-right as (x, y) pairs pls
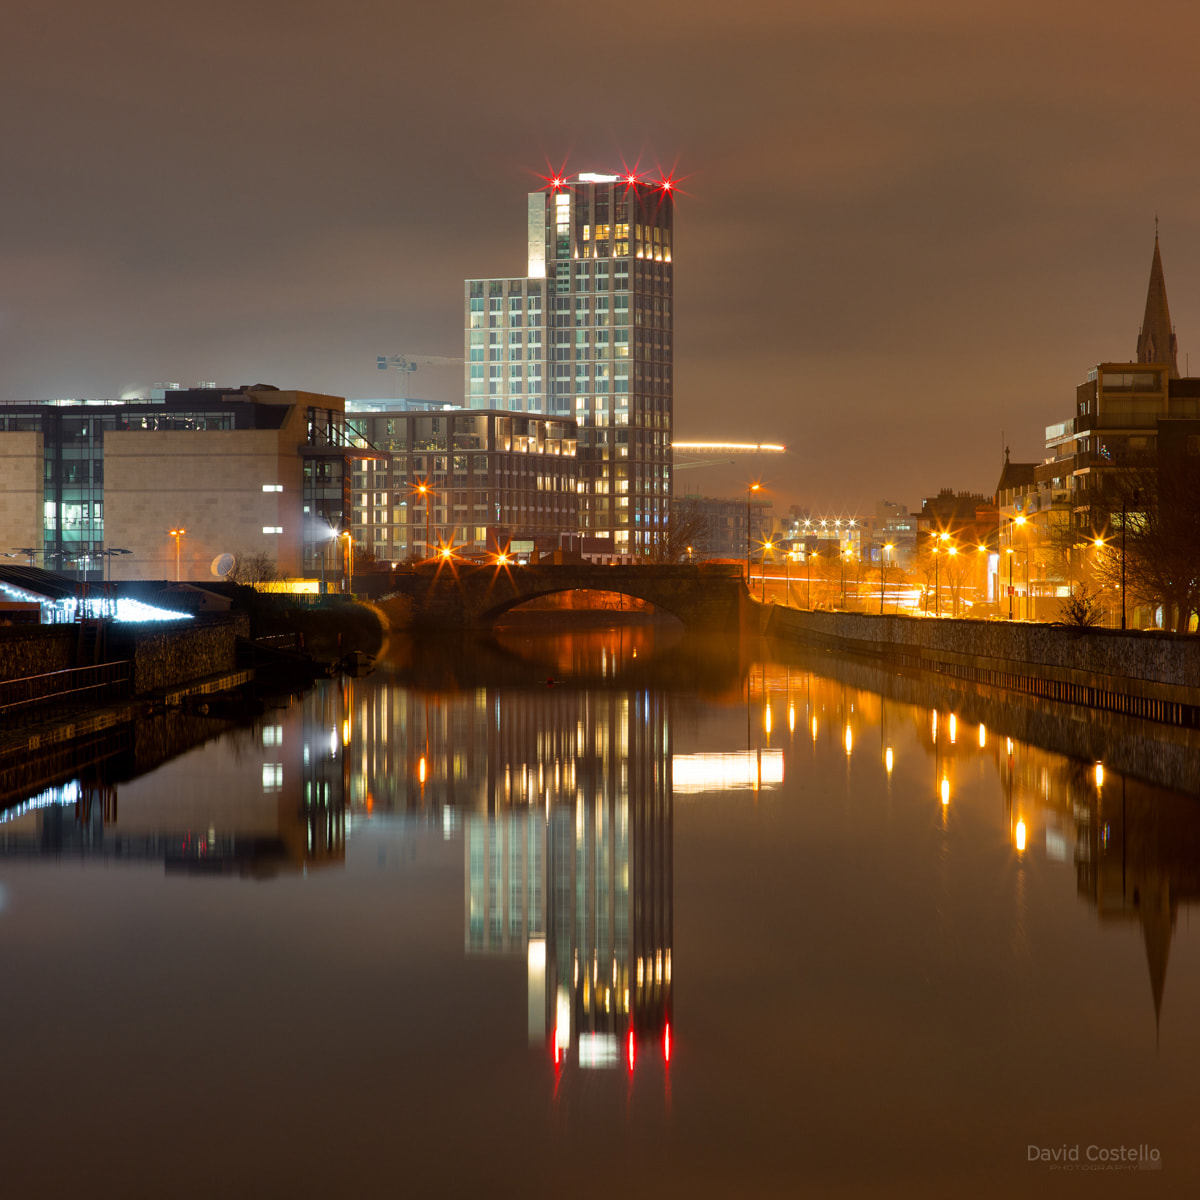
(167, 528), (186, 582)
(100, 547), (132, 584)
(342, 531), (353, 593)
(1121, 489), (1140, 630)
(881, 543), (894, 614)
(745, 484), (761, 584)
(1014, 514), (1029, 620)
(761, 539), (774, 601)
(416, 480), (436, 561)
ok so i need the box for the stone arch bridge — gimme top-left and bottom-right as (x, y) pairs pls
(380, 562), (752, 633)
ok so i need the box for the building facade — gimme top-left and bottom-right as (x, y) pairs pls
(464, 173), (674, 557)
(0, 387), (353, 582)
(344, 407), (578, 560)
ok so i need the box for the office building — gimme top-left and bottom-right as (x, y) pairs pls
(344, 406), (578, 560)
(464, 173), (674, 557)
(0, 386), (354, 582)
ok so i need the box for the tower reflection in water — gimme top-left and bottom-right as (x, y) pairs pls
(462, 689), (672, 1072)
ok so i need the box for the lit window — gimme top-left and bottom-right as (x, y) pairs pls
(261, 484), (283, 492)
(263, 526), (283, 534)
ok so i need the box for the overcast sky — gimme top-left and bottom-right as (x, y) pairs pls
(3, 0), (1199, 512)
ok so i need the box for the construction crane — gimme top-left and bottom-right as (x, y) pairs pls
(671, 441), (787, 470)
(376, 353), (463, 401)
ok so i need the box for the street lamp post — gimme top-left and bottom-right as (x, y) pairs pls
(761, 540), (773, 602)
(342, 531), (353, 593)
(1011, 514), (1030, 620)
(881, 543), (893, 615)
(745, 484), (761, 584)
(1121, 488), (1140, 630)
(948, 545), (958, 616)
(167, 528), (186, 583)
(417, 481), (436, 560)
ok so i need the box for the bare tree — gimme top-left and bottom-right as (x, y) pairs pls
(1090, 466), (1200, 632)
(228, 551), (280, 585)
(651, 500), (711, 564)
(1061, 584), (1105, 628)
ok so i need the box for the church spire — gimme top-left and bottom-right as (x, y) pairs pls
(1137, 228), (1180, 378)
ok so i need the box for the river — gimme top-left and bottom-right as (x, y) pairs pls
(0, 623), (1196, 1197)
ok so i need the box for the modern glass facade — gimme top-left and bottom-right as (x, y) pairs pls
(464, 175), (673, 557)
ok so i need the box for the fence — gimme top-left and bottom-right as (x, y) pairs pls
(0, 660), (134, 718)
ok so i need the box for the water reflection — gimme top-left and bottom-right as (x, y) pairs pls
(0, 694), (347, 877)
(2, 627), (1199, 1052)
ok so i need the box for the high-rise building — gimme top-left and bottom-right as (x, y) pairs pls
(465, 173), (674, 557)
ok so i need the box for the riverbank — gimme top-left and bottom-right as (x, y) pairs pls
(764, 606), (1200, 727)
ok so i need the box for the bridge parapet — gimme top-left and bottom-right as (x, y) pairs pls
(380, 562), (750, 633)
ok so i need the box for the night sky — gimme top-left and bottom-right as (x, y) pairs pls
(4, 0), (1199, 512)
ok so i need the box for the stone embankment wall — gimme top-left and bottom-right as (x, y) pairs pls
(0, 626), (79, 681)
(765, 608), (1200, 723)
(109, 614), (249, 694)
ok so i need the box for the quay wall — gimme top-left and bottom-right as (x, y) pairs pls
(0, 626), (79, 681)
(764, 607), (1200, 723)
(110, 614), (249, 694)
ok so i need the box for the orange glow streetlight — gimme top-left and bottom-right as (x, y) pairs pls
(341, 531), (353, 593)
(745, 483), (762, 583)
(412, 479), (446, 561)
(167, 528), (186, 582)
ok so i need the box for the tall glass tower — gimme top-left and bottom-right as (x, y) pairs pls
(465, 173), (673, 557)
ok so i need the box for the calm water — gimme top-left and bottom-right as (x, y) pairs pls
(1, 625), (1198, 1198)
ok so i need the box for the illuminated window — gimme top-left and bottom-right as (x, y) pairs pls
(262, 526), (282, 534)
(261, 484), (283, 492)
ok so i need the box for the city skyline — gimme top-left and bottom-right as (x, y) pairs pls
(4, 2), (1200, 514)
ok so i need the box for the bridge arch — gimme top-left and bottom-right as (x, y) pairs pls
(477, 584), (685, 628)
(384, 562), (750, 634)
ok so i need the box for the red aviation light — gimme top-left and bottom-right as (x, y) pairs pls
(663, 1022), (672, 1064)
(553, 1029), (561, 1065)
(627, 1029), (636, 1073)
(625, 173), (639, 186)
(659, 177), (674, 192)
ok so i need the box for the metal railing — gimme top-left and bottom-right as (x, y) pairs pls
(0, 660), (134, 717)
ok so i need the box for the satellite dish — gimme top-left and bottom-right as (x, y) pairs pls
(211, 553), (235, 578)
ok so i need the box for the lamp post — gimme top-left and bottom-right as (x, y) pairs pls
(881, 543), (893, 614)
(840, 548), (852, 610)
(342, 531), (353, 594)
(745, 484), (761, 584)
(1121, 489), (1140, 630)
(417, 480), (436, 560)
(761, 540), (773, 601)
(167, 528), (186, 582)
(101, 548), (131, 584)
(948, 545), (958, 616)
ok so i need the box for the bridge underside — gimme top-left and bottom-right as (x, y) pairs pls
(381, 563), (751, 634)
